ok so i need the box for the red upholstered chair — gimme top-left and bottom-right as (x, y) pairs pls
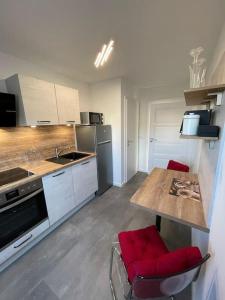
(167, 160), (189, 173)
(109, 225), (210, 300)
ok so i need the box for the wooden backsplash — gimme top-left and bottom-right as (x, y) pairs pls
(0, 125), (76, 171)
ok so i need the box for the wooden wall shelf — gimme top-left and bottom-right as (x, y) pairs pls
(180, 134), (219, 141)
(184, 84), (225, 106)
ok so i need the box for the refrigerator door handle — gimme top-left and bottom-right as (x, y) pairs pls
(97, 140), (111, 145)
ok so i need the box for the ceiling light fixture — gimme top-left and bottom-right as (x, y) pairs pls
(94, 40), (114, 68)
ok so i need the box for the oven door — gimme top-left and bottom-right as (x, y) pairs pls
(0, 188), (48, 250)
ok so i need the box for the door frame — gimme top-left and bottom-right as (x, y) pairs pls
(123, 96), (140, 183)
(146, 98), (185, 173)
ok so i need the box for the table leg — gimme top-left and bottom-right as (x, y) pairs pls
(156, 215), (161, 232)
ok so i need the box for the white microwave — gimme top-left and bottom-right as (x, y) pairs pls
(80, 112), (104, 125)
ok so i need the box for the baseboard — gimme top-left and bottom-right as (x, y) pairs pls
(113, 182), (124, 187)
(137, 168), (148, 173)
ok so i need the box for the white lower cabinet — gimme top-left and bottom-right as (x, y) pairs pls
(43, 157), (98, 225)
(43, 168), (76, 225)
(0, 158), (98, 268)
(72, 157), (98, 206)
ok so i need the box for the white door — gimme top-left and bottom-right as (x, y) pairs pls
(125, 97), (139, 182)
(43, 168), (76, 225)
(148, 100), (198, 172)
(55, 84), (80, 125)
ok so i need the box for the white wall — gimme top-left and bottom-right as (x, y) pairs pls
(0, 51), (90, 111)
(192, 21), (225, 300)
(193, 125), (225, 300)
(121, 79), (139, 182)
(198, 21), (225, 224)
(90, 78), (123, 186)
(89, 77), (137, 186)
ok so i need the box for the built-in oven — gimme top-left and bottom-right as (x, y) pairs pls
(0, 178), (49, 256)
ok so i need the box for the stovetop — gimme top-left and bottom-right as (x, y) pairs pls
(0, 167), (34, 187)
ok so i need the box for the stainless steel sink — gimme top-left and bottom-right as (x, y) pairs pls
(45, 152), (90, 165)
(61, 152), (90, 160)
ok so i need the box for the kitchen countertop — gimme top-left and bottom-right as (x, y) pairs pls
(0, 152), (96, 194)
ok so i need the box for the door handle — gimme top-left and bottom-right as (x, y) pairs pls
(13, 234), (33, 248)
(81, 161), (90, 165)
(127, 140), (134, 146)
(149, 138), (158, 143)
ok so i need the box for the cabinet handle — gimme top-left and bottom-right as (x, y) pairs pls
(13, 234), (33, 248)
(52, 171), (65, 177)
(66, 121), (75, 123)
(81, 161), (90, 165)
(37, 121), (51, 124)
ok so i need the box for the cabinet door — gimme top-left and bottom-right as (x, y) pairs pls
(55, 84), (80, 125)
(43, 168), (76, 225)
(72, 158), (98, 205)
(19, 75), (59, 125)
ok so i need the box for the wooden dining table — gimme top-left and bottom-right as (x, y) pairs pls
(130, 168), (209, 232)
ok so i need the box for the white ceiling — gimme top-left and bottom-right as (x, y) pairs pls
(0, 0), (224, 87)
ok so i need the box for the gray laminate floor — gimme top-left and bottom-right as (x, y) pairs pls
(0, 172), (191, 300)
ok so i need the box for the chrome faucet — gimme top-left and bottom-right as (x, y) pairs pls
(55, 147), (60, 159)
(55, 145), (73, 158)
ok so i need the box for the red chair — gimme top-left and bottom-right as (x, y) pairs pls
(167, 160), (189, 173)
(110, 225), (210, 300)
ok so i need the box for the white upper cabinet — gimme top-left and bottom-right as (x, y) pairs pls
(6, 74), (81, 126)
(55, 84), (80, 125)
(6, 74), (59, 126)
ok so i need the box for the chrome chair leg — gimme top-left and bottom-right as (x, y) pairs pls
(109, 245), (118, 300)
(170, 296), (175, 300)
(110, 243), (132, 300)
(125, 287), (133, 300)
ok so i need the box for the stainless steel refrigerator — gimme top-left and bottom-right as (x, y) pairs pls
(76, 125), (113, 195)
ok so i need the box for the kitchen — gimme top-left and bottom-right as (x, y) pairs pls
(0, 1), (225, 300)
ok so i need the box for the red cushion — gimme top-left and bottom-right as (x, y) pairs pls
(131, 246), (202, 280)
(118, 226), (169, 282)
(167, 160), (189, 172)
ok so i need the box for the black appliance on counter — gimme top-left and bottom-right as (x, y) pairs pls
(180, 109), (212, 133)
(0, 168), (49, 251)
(80, 112), (104, 125)
(198, 125), (220, 137)
(184, 109), (212, 125)
(180, 109), (219, 138)
(0, 92), (16, 127)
